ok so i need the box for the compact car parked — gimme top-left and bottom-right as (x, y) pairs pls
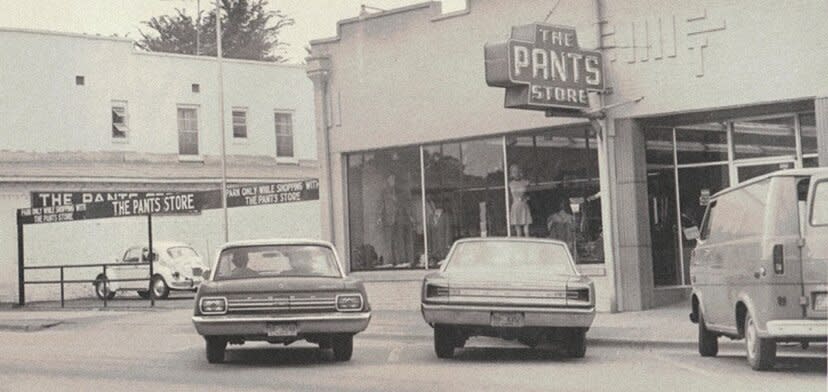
(94, 241), (207, 300)
(192, 239), (371, 363)
(690, 168), (828, 371)
(421, 237), (595, 358)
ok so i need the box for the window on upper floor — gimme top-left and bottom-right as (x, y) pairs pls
(274, 111), (294, 158)
(177, 106), (199, 155)
(112, 101), (129, 140)
(232, 109), (248, 139)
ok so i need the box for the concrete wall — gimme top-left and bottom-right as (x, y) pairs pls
(0, 29), (316, 161)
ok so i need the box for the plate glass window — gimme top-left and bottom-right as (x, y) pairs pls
(732, 116), (796, 160)
(232, 109), (247, 138)
(177, 107), (199, 155)
(111, 101), (128, 139)
(274, 112), (294, 158)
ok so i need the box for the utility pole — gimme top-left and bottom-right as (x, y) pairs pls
(216, 0), (230, 242)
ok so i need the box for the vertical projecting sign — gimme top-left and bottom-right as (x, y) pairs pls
(485, 23), (604, 113)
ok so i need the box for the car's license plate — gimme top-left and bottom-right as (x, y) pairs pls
(266, 323), (298, 337)
(491, 312), (524, 327)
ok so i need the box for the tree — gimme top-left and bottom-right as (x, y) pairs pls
(137, 0), (294, 62)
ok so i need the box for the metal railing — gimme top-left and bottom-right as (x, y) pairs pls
(22, 262), (154, 308)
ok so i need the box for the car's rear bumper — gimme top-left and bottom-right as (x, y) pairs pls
(764, 319), (828, 338)
(421, 303), (594, 328)
(192, 312), (371, 336)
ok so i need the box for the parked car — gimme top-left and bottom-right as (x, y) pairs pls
(420, 237), (595, 358)
(192, 239), (371, 363)
(94, 241), (207, 300)
(689, 168), (828, 371)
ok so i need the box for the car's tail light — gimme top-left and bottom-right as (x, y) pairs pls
(773, 244), (784, 274)
(336, 294), (364, 312)
(425, 284), (449, 298)
(566, 288), (590, 302)
(199, 297), (227, 315)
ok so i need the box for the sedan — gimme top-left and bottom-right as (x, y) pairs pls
(192, 239), (371, 363)
(421, 237), (595, 358)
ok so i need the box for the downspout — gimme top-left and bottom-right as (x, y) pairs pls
(306, 55), (336, 244)
(590, 0), (623, 312)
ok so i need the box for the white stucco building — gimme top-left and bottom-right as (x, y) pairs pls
(0, 28), (320, 302)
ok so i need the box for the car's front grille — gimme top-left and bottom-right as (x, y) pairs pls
(227, 294), (336, 313)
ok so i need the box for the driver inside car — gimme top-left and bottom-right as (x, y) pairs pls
(230, 252), (258, 278)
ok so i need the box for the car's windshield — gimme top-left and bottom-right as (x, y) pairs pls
(167, 246), (199, 259)
(812, 181), (828, 226)
(445, 240), (575, 276)
(214, 245), (341, 280)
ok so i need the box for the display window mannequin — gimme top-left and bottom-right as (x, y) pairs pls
(508, 164), (532, 236)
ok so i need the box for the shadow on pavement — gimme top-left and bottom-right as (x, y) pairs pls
(713, 354), (827, 374)
(449, 346), (586, 363)
(218, 346), (348, 367)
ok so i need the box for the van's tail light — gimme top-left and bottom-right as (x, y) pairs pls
(773, 244), (784, 274)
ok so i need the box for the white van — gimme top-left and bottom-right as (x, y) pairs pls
(689, 168), (827, 371)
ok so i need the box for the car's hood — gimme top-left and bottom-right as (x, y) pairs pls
(199, 276), (348, 296)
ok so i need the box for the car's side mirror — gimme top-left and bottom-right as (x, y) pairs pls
(202, 269), (211, 280)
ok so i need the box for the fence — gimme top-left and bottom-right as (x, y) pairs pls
(22, 261), (155, 308)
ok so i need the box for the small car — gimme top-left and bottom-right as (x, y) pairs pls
(94, 241), (207, 300)
(192, 239), (371, 363)
(690, 168), (828, 371)
(421, 237), (595, 358)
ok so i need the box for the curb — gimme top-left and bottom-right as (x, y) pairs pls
(0, 319), (63, 332)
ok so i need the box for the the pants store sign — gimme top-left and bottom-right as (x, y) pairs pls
(20, 179), (320, 224)
(485, 23), (604, 112)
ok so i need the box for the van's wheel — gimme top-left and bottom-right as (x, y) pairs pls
(745, 312), (776, 371)
(564, 328), (587, 358)
(94, 276), (116, 300)
(331, 334), (353, 361)
(434, 325), (456, 359)
(698, 312), (719, 357)
(150, 276), (170, 299)
(137, 290), (150, 299)
(205, 337), (226, 363)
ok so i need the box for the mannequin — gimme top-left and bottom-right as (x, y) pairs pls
(509, 164), (532, 237)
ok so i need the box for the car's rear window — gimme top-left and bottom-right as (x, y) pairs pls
(812, 181), (828, 226)
(214, 245), (341, 280)
(445, 241), (575, 275)
(167, 246), (199, 259)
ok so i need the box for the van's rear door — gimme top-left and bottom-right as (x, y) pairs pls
(803, 174), (828, 319)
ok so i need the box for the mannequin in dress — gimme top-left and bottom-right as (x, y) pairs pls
(509, 164), (532, 237)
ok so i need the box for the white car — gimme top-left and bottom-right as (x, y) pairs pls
(94, 241), (207, 300)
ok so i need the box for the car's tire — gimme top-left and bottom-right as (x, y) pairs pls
(434, 325), (456, 359)
(136, 290), (150, 299)
(150, 276), (170, 300)
(205, 337), (226, 364)
(332, 334), (353, 361)
(94, 276), (116, 300)
(745, 313), (776, 371)
(698, 312), (719, 357)
(564, 328), (587, 358)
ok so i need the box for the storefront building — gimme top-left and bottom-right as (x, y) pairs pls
(306, 1), (827, 311)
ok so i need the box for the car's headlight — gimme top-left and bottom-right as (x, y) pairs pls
(199, 297), (227, 315)
(335, 293), (363, 312)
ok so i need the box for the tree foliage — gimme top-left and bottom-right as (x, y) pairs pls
(137, 0), (294, 62)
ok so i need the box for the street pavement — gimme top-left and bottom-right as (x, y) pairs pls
(0, 280), (825, 391)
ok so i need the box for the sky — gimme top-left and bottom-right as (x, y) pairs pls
(0, 0), (467, 64)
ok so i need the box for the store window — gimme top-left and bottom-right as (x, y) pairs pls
(732, 116), (796, 160)
(506, 127), (604, 264)
(346, 147), (423, 270)
(423, 138), (505, 264)
(675, 123), (728, 164)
